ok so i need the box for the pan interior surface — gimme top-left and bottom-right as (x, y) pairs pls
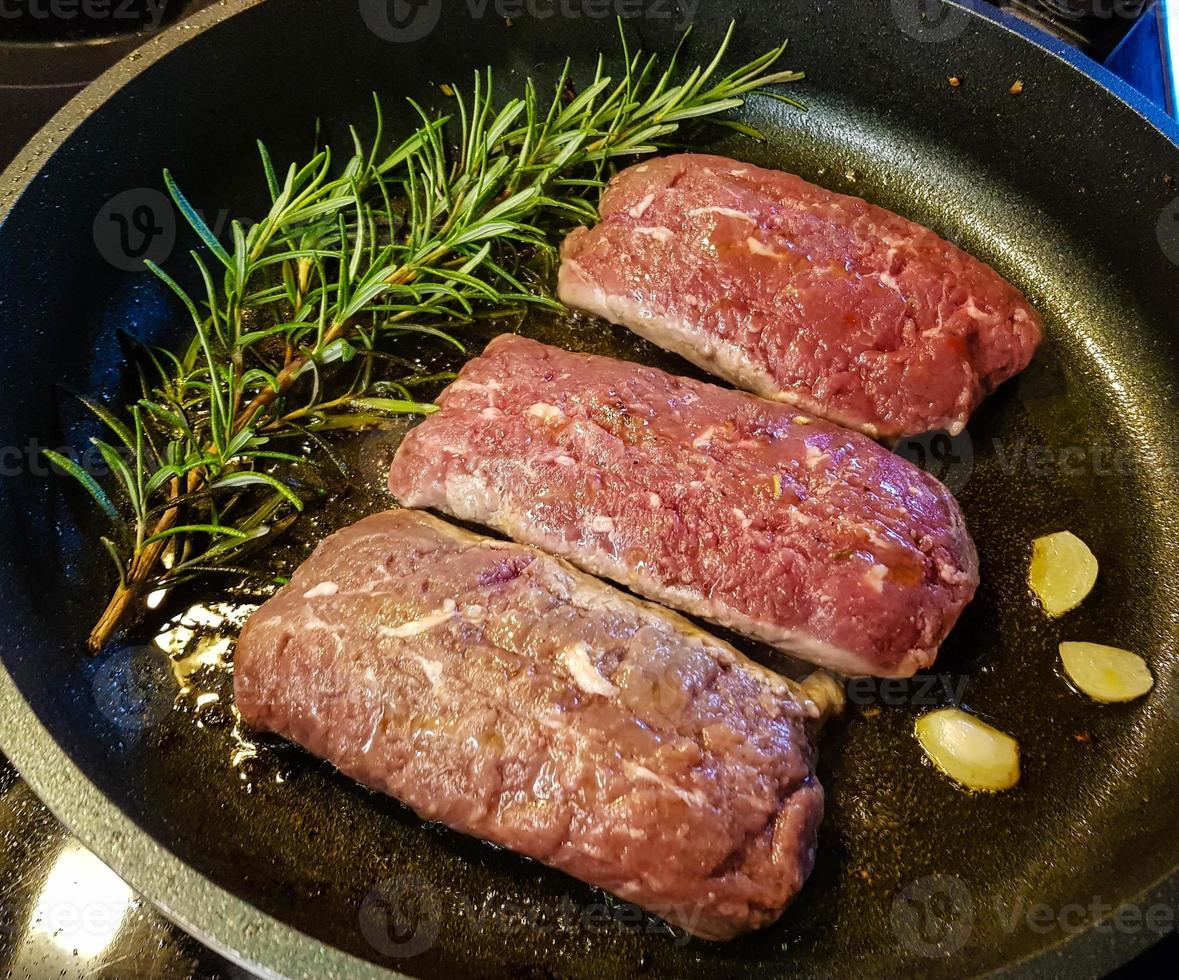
(0, 2), (1177, 978)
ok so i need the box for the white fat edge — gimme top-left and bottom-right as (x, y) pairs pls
(629, 578), (860, 690)
(479, 406), (503, 421)
(873, 270), (904, 295)
(408, 654), (444, 686)
(938, 562), (975, 586)
(692, 426), (717, 449)
(762, 625), (873, 678)
(864, 522), (914, 554)
(444, 473), (502, 522)
(589, 515), (615, 535)
(633, 226), (675, 243)
(301, 606), (345, 653)
(962, 299), (991, 321)
(804, 444), (830, 469)
(525, 402), (565, 423)
(864, 563), (889, 593)
(360, 704), (385, 754)
(557, 573), (807, 703)
(731, 507), (753, 530)
(303, 581), (339, 599)
(687, 205), (756, 224)
(648, 492), (662, 508)
(622, 760), (707, 808)
(537, 712), (564, 731)
(746, 236), (789, 259)
(379, 598), (457, 639)
(447, 378), (503, 394)
(560, 257), (593, 287)
(558, 641), (619, 698)
(303, 608), (340, 634)
(629, 193), (656, 218)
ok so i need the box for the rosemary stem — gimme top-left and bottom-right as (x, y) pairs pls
(87, 470), (197, 650)
(70, 25), (799, 651)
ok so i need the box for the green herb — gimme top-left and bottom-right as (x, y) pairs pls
(60, 23), (802, 651)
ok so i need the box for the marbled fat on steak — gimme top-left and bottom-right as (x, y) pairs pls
(389, 336), (979, 678)
(234, 509), (828, 941)
(558, 153), (1043, 439)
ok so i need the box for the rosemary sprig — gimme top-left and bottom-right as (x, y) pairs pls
(59, 23), (801, 651)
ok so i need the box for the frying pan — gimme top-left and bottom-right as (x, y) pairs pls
(1, 1), (1177, 977)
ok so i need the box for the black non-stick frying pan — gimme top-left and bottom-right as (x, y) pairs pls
(1, 1), (1178, 977)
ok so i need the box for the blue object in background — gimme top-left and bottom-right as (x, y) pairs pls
(1107, 0), (1178, 117)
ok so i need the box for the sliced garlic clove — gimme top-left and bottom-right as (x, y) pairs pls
(1059, 641), (1154, 703)
(1029, 531), (1099, 617)
(915, 707), (1020, 792)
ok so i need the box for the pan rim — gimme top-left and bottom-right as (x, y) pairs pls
(0, 1), (1176, 977)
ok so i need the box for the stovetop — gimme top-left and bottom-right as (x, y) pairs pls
(0, 2), (1175, 978)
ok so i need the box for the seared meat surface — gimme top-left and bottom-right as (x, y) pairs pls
(559, 154), (1042, 439)
(389, 336), (978, 677)
(235, 509), (828, 940)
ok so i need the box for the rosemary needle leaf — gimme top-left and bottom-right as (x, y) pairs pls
(212, 472), (304, 511)
(42, 450), (121, 523)
(75, 394), (136, 451)
(100, 536), (128, 589)
(143, 524), (254, 545)
(162, 169), (233, 270)
(348, 397), (440, 416)
(68, 21), (802, 650)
